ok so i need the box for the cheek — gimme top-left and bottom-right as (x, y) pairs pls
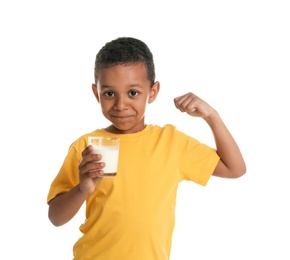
(135, 100), (148, 113)
(99, 100), (110, 110)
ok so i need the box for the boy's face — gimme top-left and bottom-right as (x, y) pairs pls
(92, 63), (159, 134)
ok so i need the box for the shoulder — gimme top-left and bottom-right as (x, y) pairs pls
(148, 124), (187, 140)
(149, 124), (177, 133)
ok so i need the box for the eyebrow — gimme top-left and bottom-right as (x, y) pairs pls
(100, 85), (111, 89)
(128, 84), (144, 89)
(100, 84), (144, 90)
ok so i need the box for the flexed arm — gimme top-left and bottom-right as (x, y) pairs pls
(174, 92), (246, 178)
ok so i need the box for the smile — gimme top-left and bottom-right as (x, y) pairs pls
(111, 115), (133, 120)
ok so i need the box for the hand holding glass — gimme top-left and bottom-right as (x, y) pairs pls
(88, 137), (120, 177)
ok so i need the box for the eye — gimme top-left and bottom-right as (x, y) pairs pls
(104, 91), (115, 97)
(129, 91), (138, 97)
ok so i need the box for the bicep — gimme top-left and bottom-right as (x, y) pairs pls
(212, 159), (232, 178)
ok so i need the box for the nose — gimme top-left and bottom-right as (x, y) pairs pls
(113, 95), (127, 111)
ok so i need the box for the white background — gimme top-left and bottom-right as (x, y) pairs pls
(1, 0), (289, 259)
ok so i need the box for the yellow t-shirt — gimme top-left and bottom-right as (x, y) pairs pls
(47, 124), (219, 260)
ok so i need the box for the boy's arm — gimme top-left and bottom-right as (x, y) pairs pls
(174, 92), (246, 178)
(48, 146), (105, 226)
(48, 184), (87, 226)
(204, 111), (246, 178)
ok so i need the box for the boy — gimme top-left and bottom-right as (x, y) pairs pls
(47, 37), (246, 260)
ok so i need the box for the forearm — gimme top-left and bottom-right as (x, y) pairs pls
(205, 110), (246, 178)
(48, 184), (88, 226)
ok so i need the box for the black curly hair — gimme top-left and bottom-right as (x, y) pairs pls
(94, 37), (156, 86)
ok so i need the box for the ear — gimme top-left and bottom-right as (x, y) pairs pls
(148, 81), (160, 104)
(92, 84), (100, 103)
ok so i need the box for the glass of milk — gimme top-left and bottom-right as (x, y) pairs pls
(88, 136), (120, 177)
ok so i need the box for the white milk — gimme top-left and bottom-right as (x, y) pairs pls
(92, 147), (119, 175)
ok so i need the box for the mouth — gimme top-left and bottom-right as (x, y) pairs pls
(111, 115), (133, 120)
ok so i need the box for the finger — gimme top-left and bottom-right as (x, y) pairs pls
(174, 93), (194, 112)
(80, 161), (105, 175)
(173, 94), (187, 108)
(174, 96), (186, 111)
(82, 145), (93, 157)
(88, 169), (104, 178)
(81, 154), (102, 167)
(184, 99), (198, 112)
